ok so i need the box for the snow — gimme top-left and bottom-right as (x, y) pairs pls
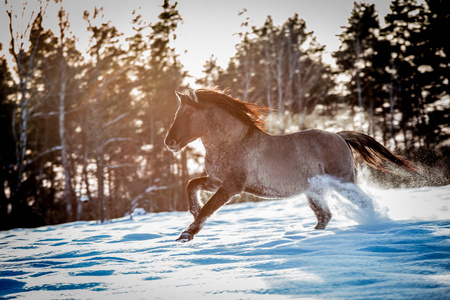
(1, 184), (450, 299)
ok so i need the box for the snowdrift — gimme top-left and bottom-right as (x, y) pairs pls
(1, 185), (449, 299)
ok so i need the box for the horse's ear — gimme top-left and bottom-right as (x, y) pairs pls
(175, 91), (183, 103)
(189, 89), (199, 103)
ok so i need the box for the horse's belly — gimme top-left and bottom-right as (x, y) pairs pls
(244, 183), (305, 198)
(244, 170), (309, 198)
(243, 145), (316, 198)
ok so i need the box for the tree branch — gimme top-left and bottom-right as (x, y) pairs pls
(106, 163), (137, 169)
(25, 146), (63, 167)
(101, 137), (132, 149)
(102, 112), (130, 128)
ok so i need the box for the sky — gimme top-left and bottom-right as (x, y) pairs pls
(174, 0), (394, 81)
(0, 0), (395, 85)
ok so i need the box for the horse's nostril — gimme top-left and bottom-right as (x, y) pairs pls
(166, 139), (178, 148)
(165, 139), (180, 153)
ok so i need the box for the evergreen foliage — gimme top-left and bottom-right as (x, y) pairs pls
(0, 0), (448, 229)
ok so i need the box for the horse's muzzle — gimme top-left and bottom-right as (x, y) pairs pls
(165, 138), (181, 153)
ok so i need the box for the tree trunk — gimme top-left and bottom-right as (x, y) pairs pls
(264, 41), (274, 133)
(273, 37), (286, 134)
(16, 86), (28, 196)
(389, 63), (395, 147)
(276, 53), (284, 134)
(59, 62), (74, 221)
(354, 39), (364, 130)
(96, 151), (105, 222)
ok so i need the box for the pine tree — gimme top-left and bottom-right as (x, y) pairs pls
(0, 47), (16, 230)
(412, 0), (450, 146)
(80, 8), (137, 222)
(383, 0), (429, 148)
(138, 0), (187, 212)
(211, 14), (333, 133)
(334, 3), (381, 134)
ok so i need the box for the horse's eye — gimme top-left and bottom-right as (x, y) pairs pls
(185, 111), (193, 118)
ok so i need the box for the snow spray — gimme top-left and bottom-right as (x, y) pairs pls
(307, 175), (390, 225)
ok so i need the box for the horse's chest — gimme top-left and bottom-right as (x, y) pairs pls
(204, 149), (242, 181)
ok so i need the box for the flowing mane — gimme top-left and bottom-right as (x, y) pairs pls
(194, 89), (271, 131)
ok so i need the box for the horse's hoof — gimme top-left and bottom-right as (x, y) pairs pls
(314, 224), (327, 230)
(176, 232), (193, 242)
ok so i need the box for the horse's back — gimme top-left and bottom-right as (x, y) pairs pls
(243, 129), (355, 198)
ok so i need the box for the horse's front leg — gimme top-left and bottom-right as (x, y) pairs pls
(177, 179), (243, 242)
(186, 177), (220, 219)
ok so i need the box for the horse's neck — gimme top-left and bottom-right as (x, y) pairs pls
(202, 110), (251, 153)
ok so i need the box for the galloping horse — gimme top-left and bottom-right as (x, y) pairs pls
(165, 89), (415, 242)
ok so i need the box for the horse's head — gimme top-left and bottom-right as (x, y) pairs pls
(165, 90), (206, 153)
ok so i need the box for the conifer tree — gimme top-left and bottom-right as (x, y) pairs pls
(334, 3), (381, 134)
(384, 0), (430, 148)
(0, 48), (16, 229)
(209, 14), (333, 133)
(412, 0), (450, 146)
(139, 0), (187, 212)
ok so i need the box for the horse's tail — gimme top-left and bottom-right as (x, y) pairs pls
(337, 131), (417, 173)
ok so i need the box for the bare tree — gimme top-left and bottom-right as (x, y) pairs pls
(6, 1), (47, 200)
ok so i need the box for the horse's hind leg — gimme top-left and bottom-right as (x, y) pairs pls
(306, 192), (332, 230)
(186, 177), (220, 219)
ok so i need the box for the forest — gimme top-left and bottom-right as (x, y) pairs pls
(0, 0), (448, 230)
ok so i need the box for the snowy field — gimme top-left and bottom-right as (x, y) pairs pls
(1, 184), (450, 299)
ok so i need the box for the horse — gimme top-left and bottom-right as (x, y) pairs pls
(164, 89), (415, 242)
